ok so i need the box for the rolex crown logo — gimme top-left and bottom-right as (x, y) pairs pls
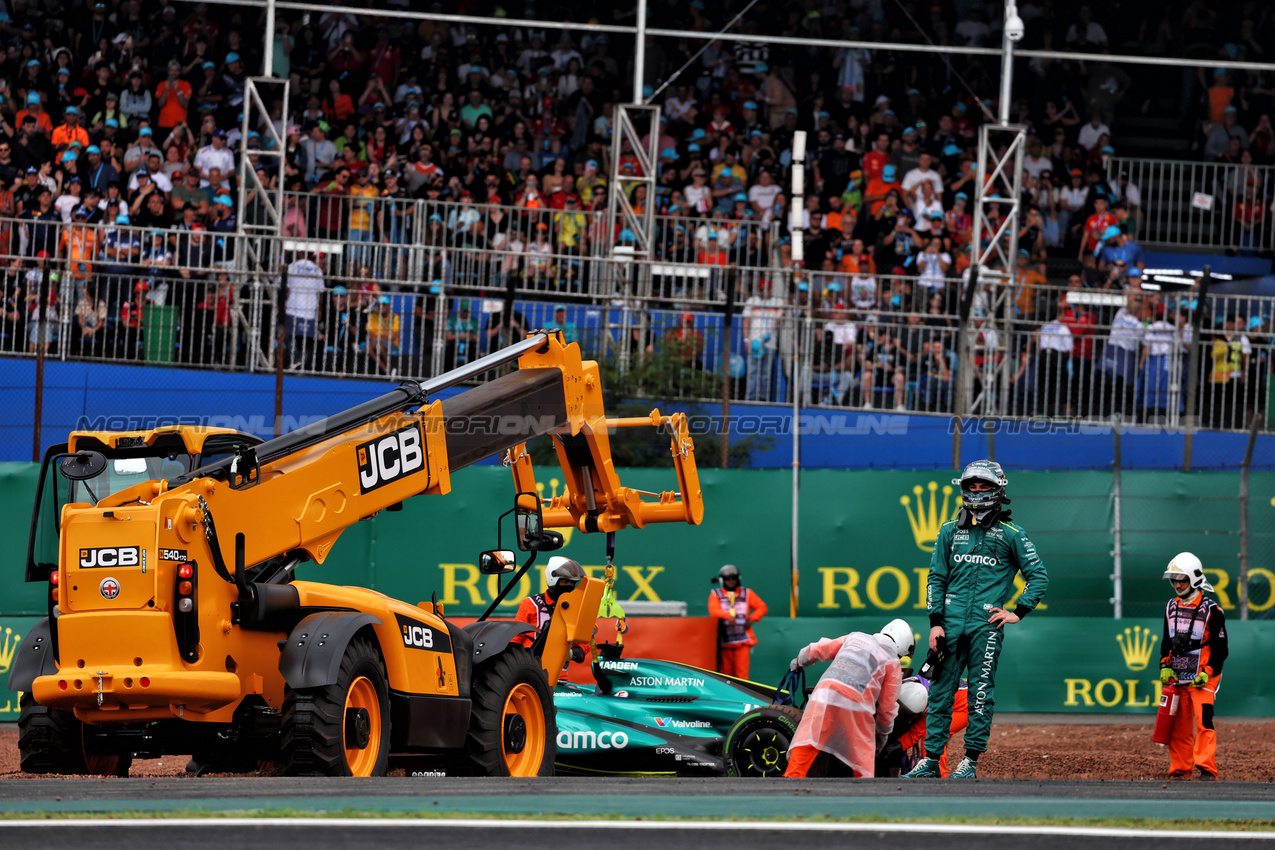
(901, 482), (956, 553)
(0, 626), (20, 675)
(1116, 626), (1155, 671)
(535, 478), (573, 547)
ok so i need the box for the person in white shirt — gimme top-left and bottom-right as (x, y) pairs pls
(194, 130), (236, 181)
(550, 34), (582, 70)
(1035, 294), (1075, 416)
(1065, 4), (1108, 48)
(1077, 112), (1110, 150)
(849, 273), (878, 311)
(1023, 139), (1053, 181)
(664, 84), (697, 123)
(285, 253), (325, 370)
(901, 153), (943, 203)
(1100, 297), (1146, 418)
(916, 240), (952, 291)
(748, 170), (782, 222)
(743, 278), (785, 401)
(911, 182), (944, 233)
(1139, 305), (1187, 421)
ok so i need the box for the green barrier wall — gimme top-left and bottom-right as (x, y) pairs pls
(2, 614), (1270, 718)
(2, 463), (1273, 620)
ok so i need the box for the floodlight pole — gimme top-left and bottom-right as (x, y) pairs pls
(634, 0), (646, 103)
(999, 1), (1022, 125)
(263, 0), (276, 78)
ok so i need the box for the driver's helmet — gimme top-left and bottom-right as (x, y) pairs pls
(953, 459), (1007, 511)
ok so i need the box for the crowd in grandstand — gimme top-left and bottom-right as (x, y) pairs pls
(0, 0), (1267, 424)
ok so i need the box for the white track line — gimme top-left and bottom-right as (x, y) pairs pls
(0, 818), (1270, 839)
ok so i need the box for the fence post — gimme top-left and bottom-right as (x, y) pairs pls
(1239, 412), (1261, 620)
(31, 264), (50, 461)
(274, 262), (288, 438)
(1111, 423), (1123, 619)
(720, 266), (736, 469)
(1183, 265), (1213, 470)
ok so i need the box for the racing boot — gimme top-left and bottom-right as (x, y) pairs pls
(902, 757), (941, 778)
(1198, 768), (1216, 782)
(950, 757), (978, 779)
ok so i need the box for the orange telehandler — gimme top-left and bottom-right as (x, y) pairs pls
(7, 331), (703, 776)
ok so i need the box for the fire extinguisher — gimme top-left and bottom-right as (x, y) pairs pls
(1152, 683), (1178, 746)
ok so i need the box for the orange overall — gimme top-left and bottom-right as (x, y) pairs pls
(709, 587), (767, 679)
(513, 593), (553, 648)
(1161, 593), (1227, 778)
(782, 633), (901, 778)
(897, 685), (969, 776)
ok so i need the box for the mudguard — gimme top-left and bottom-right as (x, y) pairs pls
(278, 611), (382, 689)
(6, 618), (55, 693)
(462, 620), (535, 665)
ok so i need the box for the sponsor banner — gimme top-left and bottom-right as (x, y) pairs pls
(0, 464), (1272, 621)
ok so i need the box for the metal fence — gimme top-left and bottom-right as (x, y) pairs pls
(1105, 156), (1275, 252)
(0, 214), (1271, 434)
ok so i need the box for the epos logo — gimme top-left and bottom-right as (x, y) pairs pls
(80, 547), (140, 569)
(356, 424), (425, 493)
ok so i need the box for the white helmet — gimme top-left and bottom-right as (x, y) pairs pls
(873, 618), (916, 660)
(1162, 552), (1213, 596)
(545, 556), (585, 587)
(897, 681), (928, 717)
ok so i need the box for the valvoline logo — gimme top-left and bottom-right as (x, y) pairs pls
(654, 717), (673, 728)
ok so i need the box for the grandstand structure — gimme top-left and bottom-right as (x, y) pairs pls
(2, 0), (1274, 446)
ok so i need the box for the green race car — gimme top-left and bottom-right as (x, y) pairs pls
(552, 652), (804, 777)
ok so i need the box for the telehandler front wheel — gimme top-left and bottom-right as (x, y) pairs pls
(281, 635), (391, 777)
(449, 646), (556, 777)
(17, 694), (132, 776)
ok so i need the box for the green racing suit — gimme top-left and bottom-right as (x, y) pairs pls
(924, 510), (1048, 756)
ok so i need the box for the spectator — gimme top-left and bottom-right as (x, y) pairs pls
(1077, 112), (1111, 151)
(366, 295), (400, 375)
(444, 299), (479, 367)
(742, 278), (784, 402)
(284, 251), (325, 371)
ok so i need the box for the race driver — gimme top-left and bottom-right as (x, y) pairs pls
(1160, 552), (1227, 781)
(781, 618), (909, 778)
(513, 556), (585, 647)
(904, 460), (1048, 779)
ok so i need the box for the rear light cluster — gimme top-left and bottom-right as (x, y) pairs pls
(50, 570), (59, 603)
(172, 561), (200, 662)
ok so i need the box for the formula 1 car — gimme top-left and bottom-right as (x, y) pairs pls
(551, 653), (804, 777)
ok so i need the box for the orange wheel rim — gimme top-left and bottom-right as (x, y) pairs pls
(502, 683), (546, 776)
(343, 676), (382, 777)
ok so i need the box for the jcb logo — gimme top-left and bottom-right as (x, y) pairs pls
(79, 547), (140, 569)
(395, 613), (452, 653)
(404, 625), (433, 649)
(357, 424), (425, 493)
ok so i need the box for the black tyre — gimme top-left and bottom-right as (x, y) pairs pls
(448, 646), (556, 777)
(17, 694), (132, 776)
(281, 635), (391, 777)
(724, 704), (802, 777)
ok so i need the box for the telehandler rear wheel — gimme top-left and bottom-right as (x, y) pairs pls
(449, 646), (556, 776)
(17, 694), (132, 776)
(281, 635), (391, 777)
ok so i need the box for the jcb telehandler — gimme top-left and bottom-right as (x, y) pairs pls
(7, 331), (703, 776)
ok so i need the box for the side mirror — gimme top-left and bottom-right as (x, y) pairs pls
(59, 450), (108, 481)
(515, 500), (542, 551)
(479, 549), (518, 575)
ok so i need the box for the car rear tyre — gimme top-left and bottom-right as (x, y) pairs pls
(449, 646), (556, 777)
(281, 634), (390, 777)
(17, 694), (132, 776)
(723, 704), (802, 777)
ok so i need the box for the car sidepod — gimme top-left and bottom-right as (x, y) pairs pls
(551, 657), (780, 776)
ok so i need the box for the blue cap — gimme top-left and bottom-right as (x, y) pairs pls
(733, 192), (748, 202)
(942, 144), (962, 157)
(64, 106), (78, 115)
(26, 59), (39, 67)
(660, 147), (677, 158)
(882, 165), (896, 180)
(61, 151), (77, 162)
(1128, 267), (1142, 277)
(215, 195), (233, 207)
(226, 52), (241, 63)
(139, 127), (152, 136)
(706, 231), (719, 240)
(72, 205), (89, 217)
(1101, 145), (1115, 154)
(86, 144), (100, 154)
(106, 118), (118, 127)
(378, 295), (391, 305)
(1102, 225), (1121, 240)
(115, 214), (130, 224)
(136, 168), (149, 177)
(743, 100), (757, 110)
(687, 143), (700, 152)
(619, 229), (637, 242)
(797, 281), (809, 291)
(691, 128), (706, 140)
(1225, 105), (1238, 114)
(1250, 315), (1264, 329)
(203, 61), (216, 70)
(428, 213), (443, 222)
(26, 92), (38, 104)
(754, 62), (768, 73)
(586, 159), (598, 169)
(332, 285), (348, 295)
(68, 176), (82, 184)
(786, 108), (798, 115)
(826, 282), (841, 292)
(750, 129), (762, 137)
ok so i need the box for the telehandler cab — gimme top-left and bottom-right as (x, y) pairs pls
(8, 332), (702, 777)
